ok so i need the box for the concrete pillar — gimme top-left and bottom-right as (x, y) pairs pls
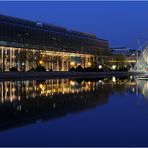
(56, 57), (59, 71)
(1, 82), (4, 103)
(51, 57), (53, 70)
(33, 49), (35, 68)
(25, 49), (28, 71)
(62, 56), (64, 71)
(18, 48), (21, 71)
(10, 48), (12, 69)
(2, 47), (3, 71)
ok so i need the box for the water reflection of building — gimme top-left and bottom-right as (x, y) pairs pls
(0, 79), (102, 102)
(124, 77), (148, 99)
(0, 14), (109, 71)
(135, 80), (148, 99)
(0, 79), (110, 131)
(0, 77), (135, 131)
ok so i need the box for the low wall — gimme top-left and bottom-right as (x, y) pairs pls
(0, 71), (136, 81)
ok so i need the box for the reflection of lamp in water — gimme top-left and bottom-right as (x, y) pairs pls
(39, 84), (45, 91)
(142, 82), (148, 99)
(88, 81), (91, 85)
(112, 76), (116, 82)
(99, 65), (102, 69)
(39, 84), (43, 89)
(112, 65), (116, 70)
(70, 80), (75, 86)
(12, 88), (15, 92)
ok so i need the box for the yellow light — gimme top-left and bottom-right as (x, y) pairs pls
(112, 65), (116, 70)
(112, 76), (116, 82)
(12, 88), (15, 92)
(63, 88), (67, 92)
(39, 60), (43, 65)
(70, 80), (75, 86)
(88, 81), (91, 85)
(88, 62), (91, 67)
(39, 84), (43, 89)
(70, 62), (75, 66)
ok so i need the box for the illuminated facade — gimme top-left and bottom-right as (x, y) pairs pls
(0, 14), (109, 71)
(109, 47), (139, 70)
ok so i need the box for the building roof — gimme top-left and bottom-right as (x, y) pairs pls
(0, 14), (108, 41)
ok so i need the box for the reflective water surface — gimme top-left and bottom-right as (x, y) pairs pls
(0, 76), (148, 146)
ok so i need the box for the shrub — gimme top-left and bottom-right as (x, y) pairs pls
(9, 67), (18, 72)
(117, 67), (128, 72)
(97, 68), (105, 72)
(75, 65), (84, 72)
(84, 67), (101, 72)
(69, 67), (76, 72)
(84, 67), (92, 72)
(35, 65), (46, 72)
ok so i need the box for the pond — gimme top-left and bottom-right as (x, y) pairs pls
(0, 76), (147, 146)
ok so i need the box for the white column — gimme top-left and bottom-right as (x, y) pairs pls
(62, 55), (64, 71)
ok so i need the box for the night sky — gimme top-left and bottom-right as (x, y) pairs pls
(0, 1), (148, 48)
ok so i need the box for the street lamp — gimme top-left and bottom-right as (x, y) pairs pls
(39, 60), (43, 65)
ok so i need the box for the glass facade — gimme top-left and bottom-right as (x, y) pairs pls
(0, 14), (109, 71)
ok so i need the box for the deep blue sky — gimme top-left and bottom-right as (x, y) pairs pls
(0, 1), (148, 48)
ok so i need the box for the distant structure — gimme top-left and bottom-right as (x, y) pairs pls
(109, 47), (141, 70)
(110, 47), (138, 56)
(134, 43), (148, 72)
(0, 14), (109, 71)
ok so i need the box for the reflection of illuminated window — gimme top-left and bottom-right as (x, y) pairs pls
(112, 76), (116, 82)
(99, 65), (102, 69)
(112, 65), (116, 70)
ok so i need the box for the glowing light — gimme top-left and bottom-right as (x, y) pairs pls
(112, 76), (116, 82)
(70, 80), (75, 86)
(99, 65), (102, 69)
(39, 60), (43, 65)
(88, 62), (91, 67)
(88, 81), (91, 85)
(39, 84), (44, 89)
(112, 65), (116, 70)
(70, 61), (75, 66)
(12, 88), (15, 92)
(132, 88), (135, 93)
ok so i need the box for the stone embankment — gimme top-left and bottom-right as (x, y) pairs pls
(0, 71), (144, 81)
